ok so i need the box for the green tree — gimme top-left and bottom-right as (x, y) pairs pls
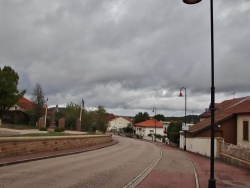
(64, 102), (81, 130)
(0, 66), (26, 118)
(27, 83), (46, 125)
(82, 110), (96, 132)
(167, 121), (182, 144)
(123, 123), (134, 133)
(95, 105), (108, 133)
(154, 114), (165, 121)
(134, 112), (150, 124)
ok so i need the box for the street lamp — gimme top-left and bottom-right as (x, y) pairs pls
(152, 107), (156, 142)
(179, 87), (187, 151)
(182, 0), (216, 187)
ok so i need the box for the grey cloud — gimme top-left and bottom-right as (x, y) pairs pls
(1, 0), (250, 116)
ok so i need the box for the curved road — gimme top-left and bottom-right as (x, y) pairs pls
(0, 136), (159, 188)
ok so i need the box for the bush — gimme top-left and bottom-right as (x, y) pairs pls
(39, 127), (47, 131)
(54, 127), (65, 132)
(168, 132), (180, 144)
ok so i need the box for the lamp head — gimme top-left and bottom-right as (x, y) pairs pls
(183, 0), (202, 4)
(179, 92), (183, 97)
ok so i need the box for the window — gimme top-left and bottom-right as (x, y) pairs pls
(243, 121), (249, 141)
(150, 130), (154, 133)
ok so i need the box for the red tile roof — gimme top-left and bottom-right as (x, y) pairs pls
(189, 96), (250, 134)
(107, 114), (116, 121)
(134, 119), (163, 128)
(17, 97), (34, 109)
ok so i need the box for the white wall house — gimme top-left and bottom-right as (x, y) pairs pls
(107, 116), (132, 132)
(134, 119), (164, 137)
(162, 121), (170, 135)
(180, 97), (250, 157)
(237, 114), (250, 148)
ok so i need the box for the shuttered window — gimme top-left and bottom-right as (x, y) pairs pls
(243, 121), (249, 141)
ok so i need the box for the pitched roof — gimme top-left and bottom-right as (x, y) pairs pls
(134, 119), (163, 128)
(107, 114), (116, 121)
(189, 96), (250, 134)
(17, 97), (34, 109)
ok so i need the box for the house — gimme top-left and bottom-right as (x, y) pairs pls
(107, 116), (133, 132)
(187, 96), (250, 148)
(134, 119), (164, 137)
(162, 121), (171, 134)
(2, 97), (33, 124)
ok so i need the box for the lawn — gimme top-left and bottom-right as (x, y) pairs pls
(10, 132), (71, 137)
(0, 123), (71, 137)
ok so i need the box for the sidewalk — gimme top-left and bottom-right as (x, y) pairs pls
(137, 142), (250, 188)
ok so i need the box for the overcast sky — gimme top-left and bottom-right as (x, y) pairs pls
(1, 0), (250, 117)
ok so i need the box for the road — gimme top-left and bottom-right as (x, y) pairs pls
(0, 135), (159, 188)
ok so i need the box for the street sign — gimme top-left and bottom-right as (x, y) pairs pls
(182, 125), (189, 131)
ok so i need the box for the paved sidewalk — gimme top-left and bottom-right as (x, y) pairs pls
(137, 142), (250, 188)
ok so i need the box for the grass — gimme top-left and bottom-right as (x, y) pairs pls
(1, 123), (70, 137)
(10, 132), (71, 137)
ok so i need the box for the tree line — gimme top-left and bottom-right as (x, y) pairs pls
(0, 66), (108, 133)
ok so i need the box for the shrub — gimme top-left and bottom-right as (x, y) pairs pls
(39, 127), (47, 131)
(54, 127), (65, 132)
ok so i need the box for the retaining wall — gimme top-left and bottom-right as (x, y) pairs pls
(219, 153), (250, 169)
(0, 135), (112, 158)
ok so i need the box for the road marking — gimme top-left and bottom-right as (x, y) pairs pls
(123, 145), (162, 188)
(184, 153), (200, 188)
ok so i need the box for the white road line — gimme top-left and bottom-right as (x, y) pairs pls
(185, 153), (200, 188)
(123, 145), (162, 188)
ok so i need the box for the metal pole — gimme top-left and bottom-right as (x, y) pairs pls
(184, 88), (187, 151)
(180, 87), (187, 151)
(154, 107), (156, 142)
(208, 0), (216, 187)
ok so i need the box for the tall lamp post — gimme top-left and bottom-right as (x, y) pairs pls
(179, 87), (187, 151)
(182, 0), (216, 187)
(152, 107), (156, 142)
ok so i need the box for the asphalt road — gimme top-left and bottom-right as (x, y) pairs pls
(0, 135), (159, 188)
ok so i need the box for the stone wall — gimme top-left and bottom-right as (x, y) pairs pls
(0, 135), (112, 158)
(219, 153), (250, 169)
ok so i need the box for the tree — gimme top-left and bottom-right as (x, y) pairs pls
(154, 114), (165, 121)
(63, 102), (81, 130)
(123, 123), (134, 134)
(0, 66), (26, 117)
(27, 83), (46, 125)
(134, 112), (150, 124)
(95, 105), (108, 133)
(167, 121), (182, 144)
(82, 110), (96, 132)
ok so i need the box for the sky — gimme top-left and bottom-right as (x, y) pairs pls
(1, 0), (250, 117)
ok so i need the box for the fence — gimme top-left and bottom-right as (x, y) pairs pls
(220, 141), (250, 162)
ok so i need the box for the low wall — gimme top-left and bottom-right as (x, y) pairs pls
(219, 153), (250, 169)
(0, 134), (112, 158)
(180, 136), (221, 158)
